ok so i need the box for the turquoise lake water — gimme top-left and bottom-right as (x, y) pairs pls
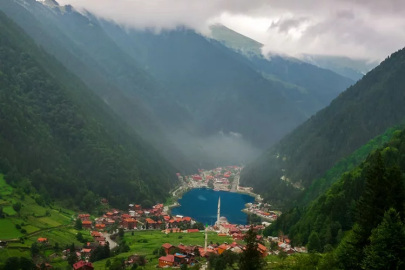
(171, 188), (255, 225)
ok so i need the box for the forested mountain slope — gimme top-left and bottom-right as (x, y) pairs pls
(241, 47), (405, 205)
(0, 10), (176, 210)
(265, 126), (405, 269)
(0, 0), (197, 172)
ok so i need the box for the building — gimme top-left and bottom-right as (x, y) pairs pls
(95, 224), (105, 230)
(122, 218), (137, 229)
(187, 229), (199, 233)
(73, 261), (94, 270)
(82, 221), (92, 229)
(145, 218), (157, 229)
(78, 214), (90, 221)
(258, 243), (268, 257)
(158, 255), (175, 267)
(218, 244), (230, 255)
(162, 243), (175, 255)
(37, 238), (48, 244)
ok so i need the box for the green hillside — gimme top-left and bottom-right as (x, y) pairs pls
(241, 46), (405, 206)
(0, 10), (176, 210)
(264, 124), (405, 269)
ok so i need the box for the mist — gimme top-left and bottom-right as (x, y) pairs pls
(168, 130), (261, 169)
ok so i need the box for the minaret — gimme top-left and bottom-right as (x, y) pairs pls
(204, 224), (208, 252)
(217, 197), (221, 226)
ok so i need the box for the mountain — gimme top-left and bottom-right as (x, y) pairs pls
(210, 24), (355, 117)
(0, 10), (177, 210)
(301, 54), (379, 81)
(264, 125), (405, 268)
(241, 46), (405, 206)
(0, 0), (197, 172)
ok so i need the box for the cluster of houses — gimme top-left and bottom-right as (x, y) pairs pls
(243, 202), (281, 222)
(158, 240), (267, 268)
(179, 166), (242, 191)
(268, 235), (307, 255)
(77, 203), (196, 232)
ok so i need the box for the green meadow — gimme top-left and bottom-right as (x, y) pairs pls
(93, 230), (235, 269)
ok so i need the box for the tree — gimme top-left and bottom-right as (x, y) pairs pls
(362, 209), (405, 269)
(67, 252), (78, 266)
(208, 180), (214, 189)
(239, 226), (265, 270)
(3, 257), (20, 270)
(138, 256), (146, 266)
(307, 232), (322, 253)
(214, 257), (226, 270)
(19, 257), (36, 270)
(141, 200), (153, 209)
(30, 243), (40, 257)
(76, 232), (84, 242)
(105, 259), (111, 268)
(12, 202), (22, 213)
(180, 264), (188, 270)
(131, 263), (138, 270)
(75, 219), (82, 230)
(221, 250), (239, 267)
(118, 228), (124, 239)
(193, 247), (201, 257)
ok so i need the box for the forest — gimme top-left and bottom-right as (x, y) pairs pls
(241, 46), (405, 206)
(264, 125), (405, 268)
(0, 11), (176, 211)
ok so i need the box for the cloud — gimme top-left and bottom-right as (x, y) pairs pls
(57, 0), (405, 60)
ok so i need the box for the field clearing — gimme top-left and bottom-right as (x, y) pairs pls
(0, 248), (30, 262)
(23, 225), (41, 234)
(0, 219), (22, 239)
(27, 228), (81, 247)
(3, 206), (17, 216)
(36, 217), (62, 227)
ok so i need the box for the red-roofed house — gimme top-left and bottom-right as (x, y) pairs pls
(145, 218), (157, 229)
(182, 217), (192, 223)
(123, 218), (137, 229)
(73, 261), (94, 270)
(159, 255), (175, 267)
(37, 238), (48, 243)
(95, 224), (105, 230)
(82, 221), (92, 229)
(187, 229), (199, 233)
(218, 244), (230, 255)
(91, 231), (101, 237)
(162, 243), (174, 255)
(258, 243), (268, 257)
(78, 214), (90, 221)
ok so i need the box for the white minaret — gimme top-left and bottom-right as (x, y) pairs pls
(216, 197), (221, 225)
(204, 225), (208, 252)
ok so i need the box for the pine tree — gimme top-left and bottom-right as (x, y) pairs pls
(239, 226), (265, 270)
(307, 232), (322, 253)
(362, 208), (405, 269)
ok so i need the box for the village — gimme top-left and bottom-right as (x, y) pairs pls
(28, 166), (307, 269)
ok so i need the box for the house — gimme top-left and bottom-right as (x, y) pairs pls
(37, 238), (48, 244)
(174, 253), (187, 265)
(182, 217), (192, 223)
(78, 214), (90, 221)
(73, 261), (94, 270)
(218, 244), (230, 255)
(81, 248), (92, 258)
(95, 224), (105, 230)
(84, 242), (99, 251)
(122, 218), (137, 229)
(134, 205), (142, 211)
(101, 198), (108, 205)
(91, 231), (102, 237)
(187, 229), (199, 233)
(258, 243), (268, 257)
(162, 243), (175, 255)
(158, 255), (175, 268)
(82, 221), (92, 229)
(145, 218), (157, 229)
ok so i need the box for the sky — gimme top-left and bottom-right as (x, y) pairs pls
(57, 0), (405, 60)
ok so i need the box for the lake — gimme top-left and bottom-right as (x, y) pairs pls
(171, 188), (255, 225)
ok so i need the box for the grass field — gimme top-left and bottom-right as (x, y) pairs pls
(2, 206), (17, 216)
(93, 230), (235, 269)
(0, 219), (23, 239)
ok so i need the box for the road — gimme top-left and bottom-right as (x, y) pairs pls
(103, 232), (118, 249)
(230, 175), (239, 192)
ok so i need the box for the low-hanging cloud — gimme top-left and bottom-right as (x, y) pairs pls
(57, 0), (405, 61)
